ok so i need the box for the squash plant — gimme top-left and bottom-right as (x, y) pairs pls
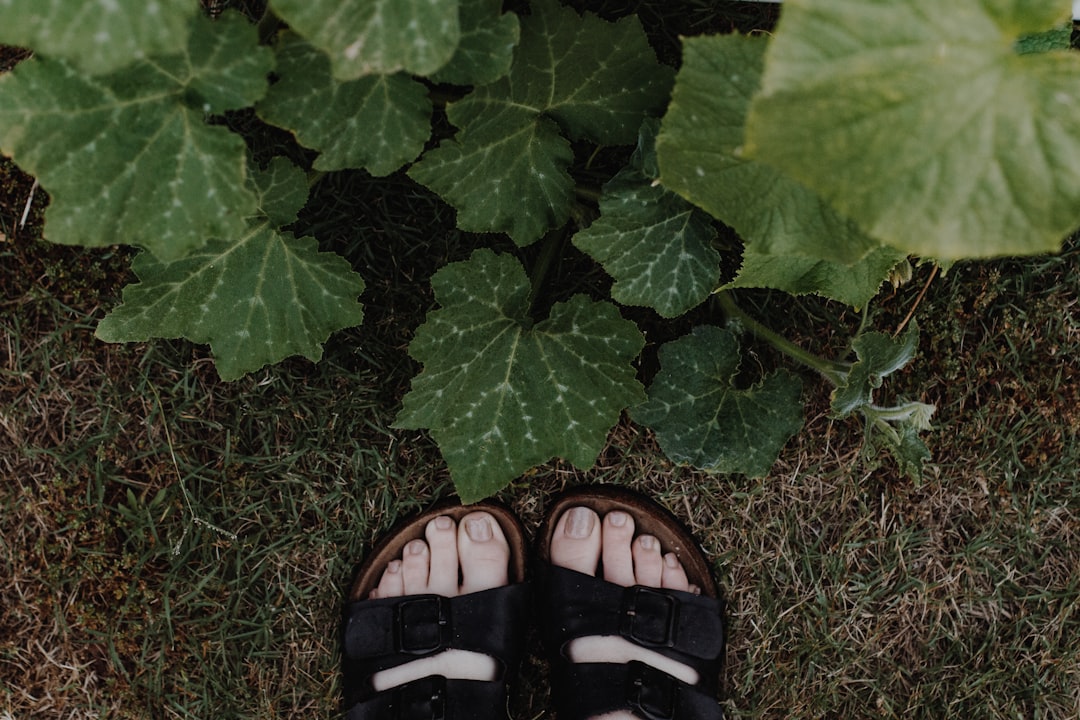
(1, 0), (1077, 501)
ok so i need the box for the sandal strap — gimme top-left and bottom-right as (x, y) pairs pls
(344, 674), (506, 720)
(543, 565), (724, 670)
(342, 583), (530, 718)
(550, 661), (724, 720)
(344, 583), (530, 666)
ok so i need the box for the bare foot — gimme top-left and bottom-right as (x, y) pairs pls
(550, 506), (702, 720)
(368, 511), (510, 691)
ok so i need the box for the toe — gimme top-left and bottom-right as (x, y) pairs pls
(549, 506), (601, 576)
(660, 552), (691, 592)
(425, 515), (460, 596)
(631, 535), (663, 588)
(400, 539), (431, 595)
(458, 511), (510, 595)
(601, 511), (636, 587)
(373, 558), (404, 599)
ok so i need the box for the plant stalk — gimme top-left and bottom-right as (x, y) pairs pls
(717, 291), (849, 386)
(574, 185), (603, 203)
(527, 227), (567, 318)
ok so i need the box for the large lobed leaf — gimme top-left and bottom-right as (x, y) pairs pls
(745, 0), (1080, 259)
(394, 249), (646, 502)
(0, 12), (272, 261)
(658, 33), (906, 308)
(0, 0), (196, 74)
(658, 33), (882, 267)
(411, 102), (576, 244)
(501, 0), (674, 145)
(257, 33), (432, 176)
(96, 160), (366, 380)
(267, 0), (459, 79)
(574, 120), (720, 317)
(410, 0), (673, 246)
(633, 325), (803, 477)
(431, 0), (520, 86)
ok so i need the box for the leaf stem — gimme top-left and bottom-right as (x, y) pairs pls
(256, 7), (283, 44)
(718, 291), (849, 385)
(574, 185), (603, 203)
(863, 401), (935, 427)
(528, 227), (568, 318)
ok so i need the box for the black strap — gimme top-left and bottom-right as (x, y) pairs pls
(540, 564), (725, 720)
(543, 565), (724, 671)
(345, 675), (507, 720)
(549, 661), (724, 720)
(341, 583), (529, 719)
(344, 583), (530, 666)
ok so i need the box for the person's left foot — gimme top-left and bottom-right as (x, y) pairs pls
(366, 511), (511, 691)
(548, 505), (704, 720)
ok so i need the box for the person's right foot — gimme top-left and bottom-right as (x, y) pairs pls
(367, 511), (510, 691)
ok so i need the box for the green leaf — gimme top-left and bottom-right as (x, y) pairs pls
(409, 102), (575, 245)
(95, 224), (366, 381)
(267, 0), (459, 78)
(634, 325), (804, 476)
(248, 157), (310, 227)
(394, 249), (646, 502)
(0, 0), (196, 74)
(257, 34), (431, 175)
(183, 13), (276, 114)
(879, 423), (932, 482)
(574, 174), (719, 317)
(0, 13), (272, 260)
(573, 122), (719, 317)
(657, 33), (882, 267)
(95, 158), (361, 381)
(500, 0), (674, 145)
(409, 0), (673, 245)
(725, 244), (907, 310)
(831, 323), (920, 417)
(745, 0), (1080, 259)
(431, 0), (520, 86)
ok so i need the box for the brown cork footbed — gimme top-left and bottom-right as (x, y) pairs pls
(536, 485), (719, 600)
(347, 500), (529, 603)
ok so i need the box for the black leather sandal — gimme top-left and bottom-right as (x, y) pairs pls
(536, 485), (726, 720)
(341, 501), (530, 720)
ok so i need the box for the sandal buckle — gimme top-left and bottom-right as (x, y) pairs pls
(393, 675), (446, 720)
(626, 660), (678, 720)
(395, 595), (452, 654)
(620, 586), (680, 648)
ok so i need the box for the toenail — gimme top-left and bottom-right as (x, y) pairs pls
(387, 560), (401, 573)
(435, 515), (453, 530)
(465, 517), (492, 541)
(565, 507), (595, 538)
(608, 511), (628, 527)
(640, 535), (655, 550)
(664, 552), (678, 568)
(408, 540), (427, 555)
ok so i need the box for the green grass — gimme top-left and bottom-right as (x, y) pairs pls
(3, 213), (1078, 718)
